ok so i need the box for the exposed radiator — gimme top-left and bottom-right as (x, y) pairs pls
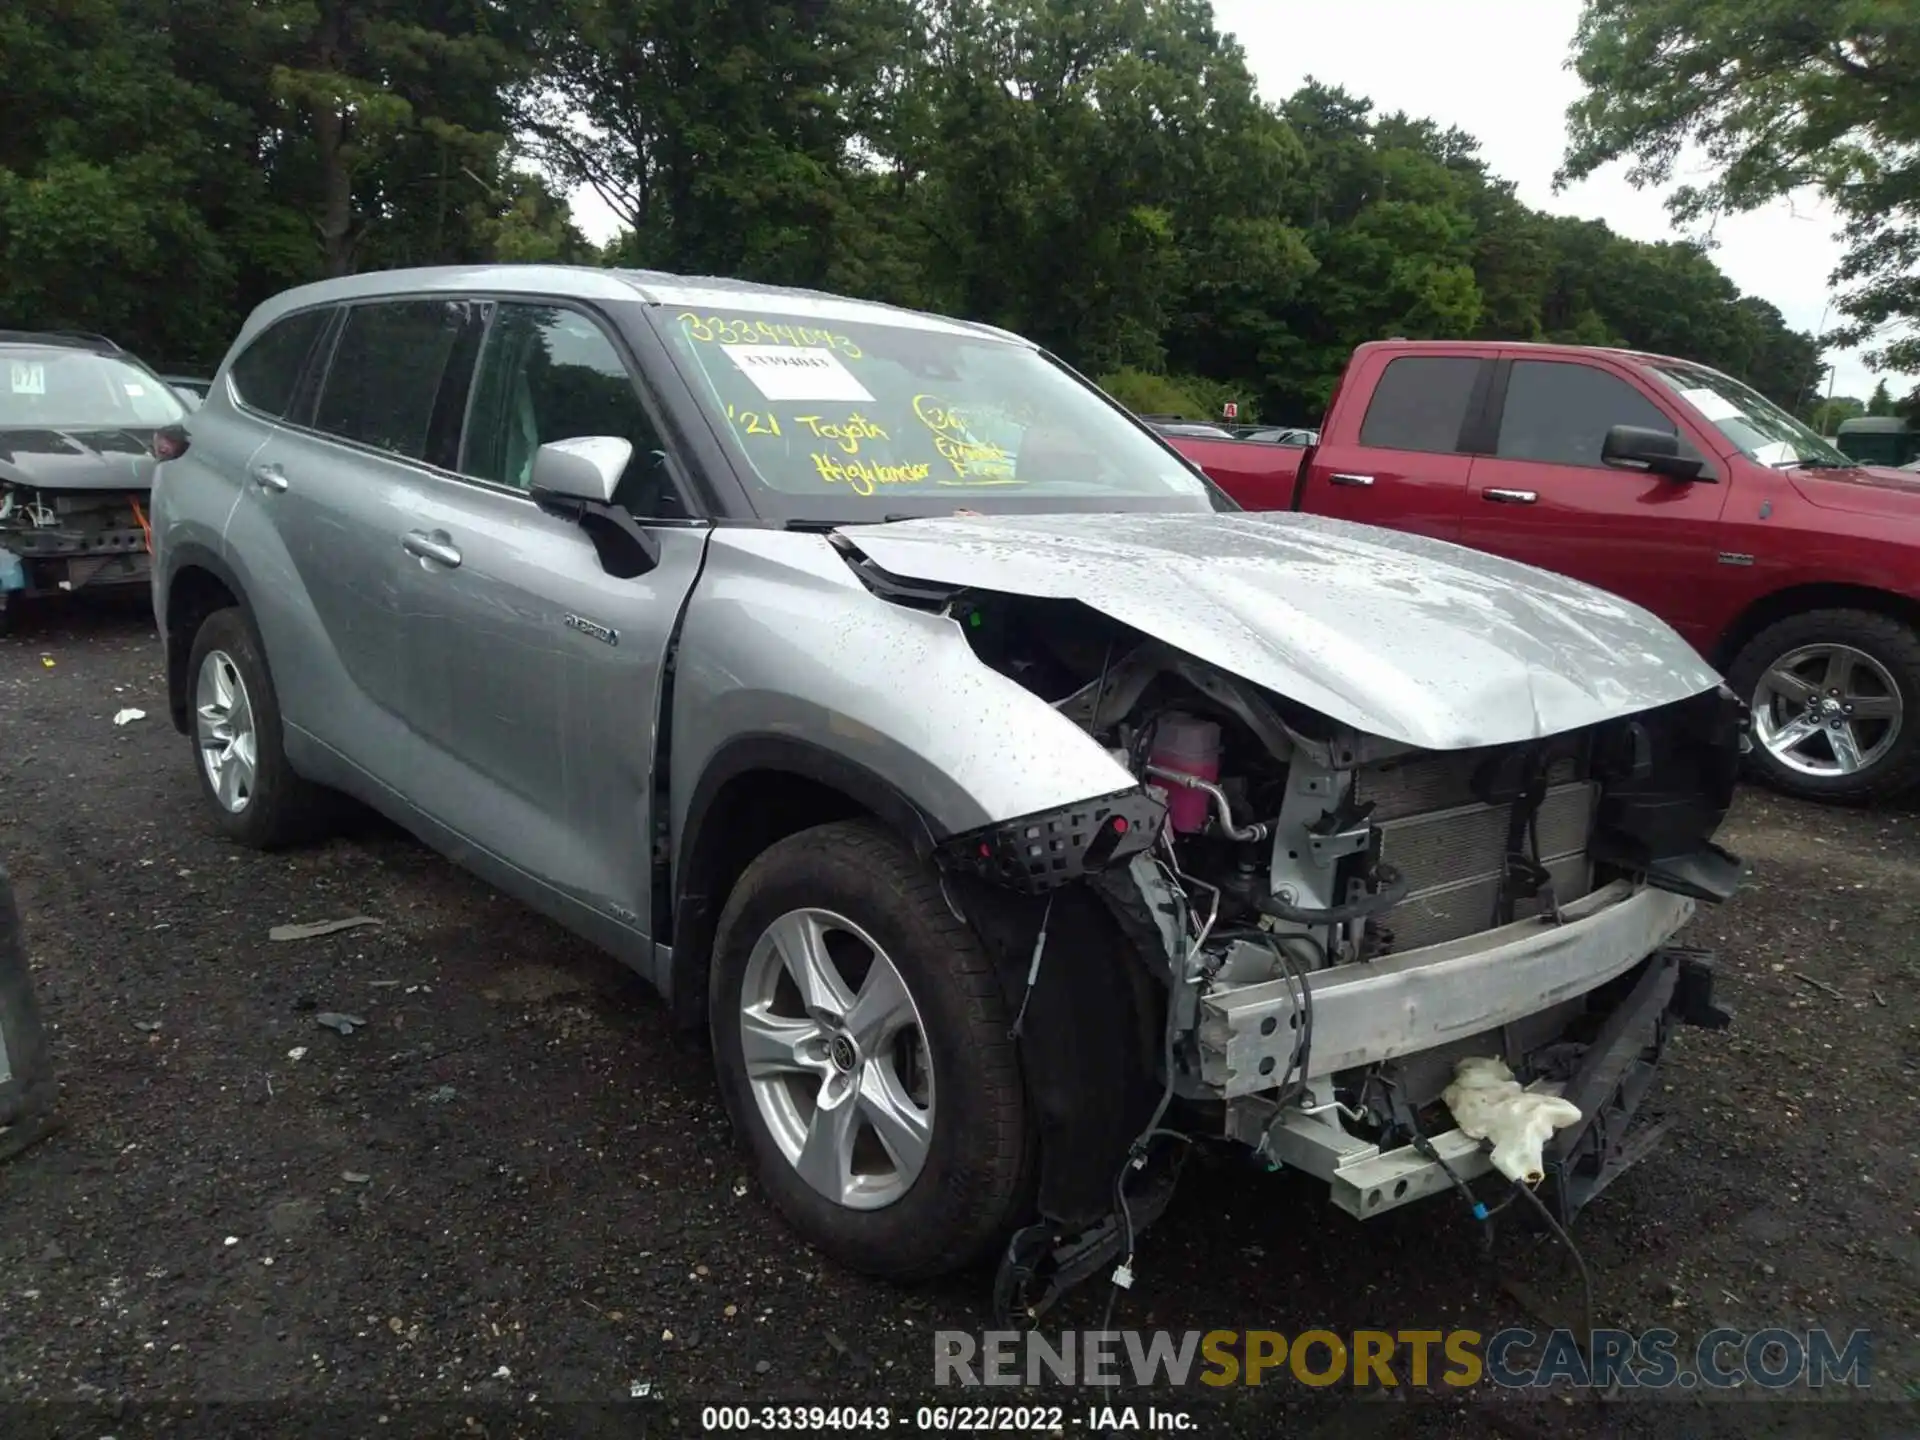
(1359, 746), (1597, 952)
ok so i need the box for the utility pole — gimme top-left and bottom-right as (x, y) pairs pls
(0, 861), (57, 1161)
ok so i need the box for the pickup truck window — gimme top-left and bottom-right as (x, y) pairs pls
(657, 307), (1214, 519)
(1496, 360), (1677, 468)
(1646, 362), (1851, 468)
(1357, 356), (1481, 454)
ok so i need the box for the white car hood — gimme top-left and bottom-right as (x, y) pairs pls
(842, 511), (1721, 751)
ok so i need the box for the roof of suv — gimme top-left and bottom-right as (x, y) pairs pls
(237, 264), (1034, 352)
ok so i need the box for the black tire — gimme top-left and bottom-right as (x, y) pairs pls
(184, 606), (332, 848)
(708, 819), (1031, 1281)
(1726, 608), (1920, 803)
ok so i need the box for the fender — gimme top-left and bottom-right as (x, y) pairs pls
(157, 539), (249, 732)
(664, 733), (949, 1030)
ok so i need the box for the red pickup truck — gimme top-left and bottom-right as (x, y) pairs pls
(1162, 340), (1920, 804)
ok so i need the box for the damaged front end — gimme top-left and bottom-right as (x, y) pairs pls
(0, 480), (153, 614)
(840, 532), (1745, 1321)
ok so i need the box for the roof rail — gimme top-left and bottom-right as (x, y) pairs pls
(0, 328), (123, 354)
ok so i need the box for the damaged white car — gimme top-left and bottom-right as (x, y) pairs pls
(150, 267), (1743, 1316)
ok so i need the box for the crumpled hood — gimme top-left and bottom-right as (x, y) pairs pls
(1788, 464), (1920, 520)
(0, 427), (157, 493)
(842, 511), (1722, 751)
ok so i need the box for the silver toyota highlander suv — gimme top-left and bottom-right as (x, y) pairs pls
(150, 265), (1742, 1316)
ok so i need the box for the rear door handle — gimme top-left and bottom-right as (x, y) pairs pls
(1483, 488), (1538, 505)
(1328, 472), (1374, 488)
(402, 530), (462, 568)
(249, 463), (288, 493)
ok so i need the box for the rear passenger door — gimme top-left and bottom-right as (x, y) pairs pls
(1459, 356), (1730, 649)
(387, 299), (711, 958)
(225, 297), (484, 784)
(1297, 350), (1489, 541)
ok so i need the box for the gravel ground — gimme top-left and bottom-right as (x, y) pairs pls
(0, 598), (1915, 1438)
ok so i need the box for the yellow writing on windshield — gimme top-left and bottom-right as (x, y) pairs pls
(796, 413), (889, 455)
(913, 394), (1014, 480)
(679, 312), (863, 359)
(724, 404), (782, 438)
(811, 453), (932, 497)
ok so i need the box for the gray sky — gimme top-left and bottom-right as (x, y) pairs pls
(563, 0), (1900, 402)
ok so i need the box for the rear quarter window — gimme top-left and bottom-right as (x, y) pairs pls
(1357, 356), (1483, 454)
(229, 308), (331, 419)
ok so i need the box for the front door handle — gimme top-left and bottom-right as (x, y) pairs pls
(1483, 488), (1538, 505)
(1328, 472), (1375, 488)
(250, 463), (288, 493)
(402, 530), (462, 569)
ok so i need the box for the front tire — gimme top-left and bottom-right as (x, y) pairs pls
(1728, 608), (1920, 803)
(185, 607), (331, 848)
(709, 820), (1031, 1281)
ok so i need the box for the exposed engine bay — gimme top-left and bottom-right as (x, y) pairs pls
(897, 587), (1745, 1322)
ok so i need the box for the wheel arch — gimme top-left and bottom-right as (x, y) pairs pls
(664, 736), (947, 1032)
(161, 543), (248, 733)
(1712, 583), (1920, 672)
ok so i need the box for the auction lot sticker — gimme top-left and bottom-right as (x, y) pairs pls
(725, 344), (875, 403)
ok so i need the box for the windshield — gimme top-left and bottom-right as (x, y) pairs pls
(0, 348), (187, 430)
(1646, 362), (1850, 468)
(654, 307), (1219, 519)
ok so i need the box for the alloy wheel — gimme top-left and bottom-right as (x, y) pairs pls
(1751, 642), (1902, 779)
(195, 648), (258, 813)
(737, 908), (934, 1211)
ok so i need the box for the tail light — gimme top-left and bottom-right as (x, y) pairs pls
(152, 426), (190, 462)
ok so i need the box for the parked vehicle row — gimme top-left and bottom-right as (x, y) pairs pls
(1162, 340), (1920, 804)
(147, 265), (1741, 1316)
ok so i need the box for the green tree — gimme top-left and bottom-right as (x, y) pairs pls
(1559, 0), (1920, 372)
(1809, 395), (1865, 434)
(1867, 378), (1896, 415)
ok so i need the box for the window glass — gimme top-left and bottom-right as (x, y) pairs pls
(461, 304), (677, 512)
(314, 301), (468, 460)
(0, 348), (186, 429)
(655, 308), (1214, 521)
(229, 309), (330, 419)
(1357, 356), (1482, 453)
(1497, 361), (1677, 467)
(1646, 362), (1849, 468)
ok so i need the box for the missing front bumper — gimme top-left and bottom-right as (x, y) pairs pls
(1196, 880), (1695, 1095)
(1225, 944), (1730, 1221)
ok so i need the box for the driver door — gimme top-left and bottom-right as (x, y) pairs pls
(390, 299), (710, 958)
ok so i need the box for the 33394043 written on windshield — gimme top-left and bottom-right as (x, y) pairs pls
(666, 308), (1193, 502)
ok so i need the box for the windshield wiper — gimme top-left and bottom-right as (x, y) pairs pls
(1772, 457), (1852, 470)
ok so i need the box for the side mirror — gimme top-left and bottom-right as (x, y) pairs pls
(528, 436), (632, 504)
(529, 435), (660, 579)
(1602, 424), (1709, 482)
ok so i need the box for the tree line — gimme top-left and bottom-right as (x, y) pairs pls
(0, 0), (1844, 428)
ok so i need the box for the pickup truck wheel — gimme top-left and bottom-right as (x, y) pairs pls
(709, 819), (1031, 1281)
(1728, 609), (1920, 803)
(186, 607), (333, 848)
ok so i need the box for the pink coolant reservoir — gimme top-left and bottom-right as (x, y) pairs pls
(1147, 714), (1221, 834)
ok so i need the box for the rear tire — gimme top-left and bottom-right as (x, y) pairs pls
(185, 607), (332, 848)
(709, 820), (1032, 1281)
(1727, 608), (1920, 803)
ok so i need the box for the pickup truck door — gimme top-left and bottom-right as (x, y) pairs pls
(1458, 354), (1732, 653)
(1293, 349), (1488, 541)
